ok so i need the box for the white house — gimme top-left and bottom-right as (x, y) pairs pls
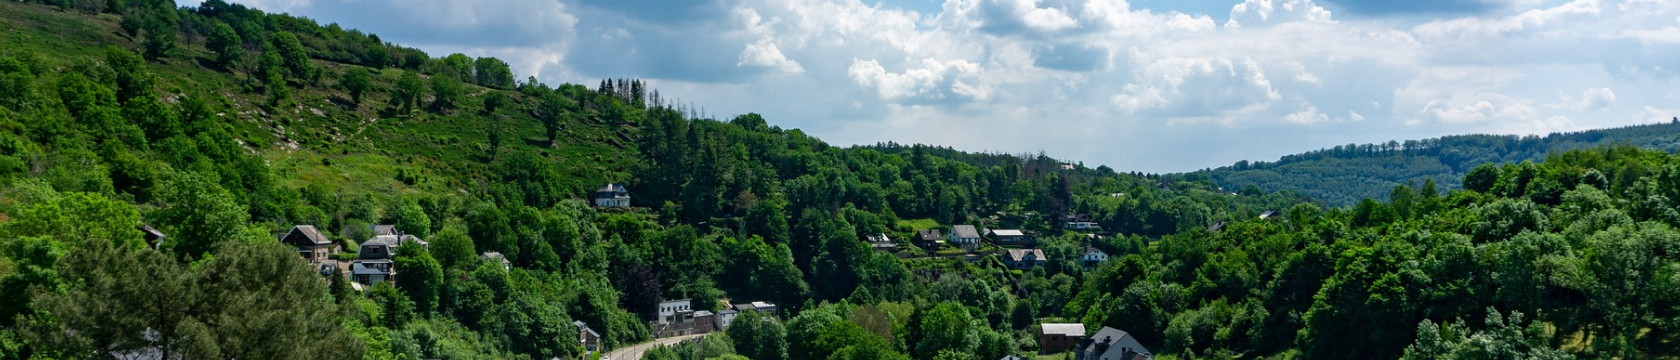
(594, 183), (631, 208)
(658, 299), (693, 324)
(1081, 248), (1109, 270)
(948, 225), (981, 251)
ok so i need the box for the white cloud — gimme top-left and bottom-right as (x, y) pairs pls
(205, 0), (1680, 172)
(1225, 0), (1333, 28)
(739, 39), (805, 73)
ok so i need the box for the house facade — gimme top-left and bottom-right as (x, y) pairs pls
(350, 234), (426, 286)
(916, 229), (945, 250)
(985, 228), (1032, 246)
(866, 233), (897, 251)
(1081, 248), (1110, 270)
(280, 225), (336, 264)
(948, 225), (981, 251)
(594, 183), (631, 208)
(1004, 249), (1047, 269)
(1040, 323), (1088, 354)
(574, 320), (601, 354)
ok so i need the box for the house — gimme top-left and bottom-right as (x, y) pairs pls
(1064, 221), (1102, 231)
(716, 309), (740, 330)
(1040, 323), (1088, 354)
(370, 224), (398, 236)
(482, 252), (511, 270)
(350, 259), (395, 285)
(865, 233), (897, 251)
(1001, 356), (1028, 360)
(594, 183), (631, 208)
(1259, 210), (1277, 220)
(350, 234), (425, 286)
(948, 225), (981, 251)
(693, 310), (717, 334)
(734, 301), (779, 315)
(1003, 249), (1047, 269)
(985, 228), (1032, 246)
(139, 224), (167, 250)
(1081, 248), (1110, 270)
(916, 229), (946, 250)
(280, 225), (336, 264)
(1207, 221), (1226, 232)
(574, 320), (601, 354)
(1074, 327), (1152, 360)
(657, 299), (694, 324)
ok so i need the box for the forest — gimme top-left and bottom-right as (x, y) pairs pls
(0, 1), (1678, 360)
(1201, 122), (1680, 206)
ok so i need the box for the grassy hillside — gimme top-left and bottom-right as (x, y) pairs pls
(1198, 122), (1680, 206)
(0, 0), (635, 210)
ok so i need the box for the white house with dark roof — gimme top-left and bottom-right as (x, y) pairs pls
(948, 225), (981, 251)
(1081, 248), (1110, 270)
(594, 183), (631, 208)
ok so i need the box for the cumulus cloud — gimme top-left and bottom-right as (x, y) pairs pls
(1226, 0), (1334, 28)
(739, 39), (805, 73)
(201, 0), (1680, 172)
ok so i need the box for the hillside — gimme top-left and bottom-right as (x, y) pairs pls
(1199, 122), (1680, 206)
(3, 2), (1680, 360)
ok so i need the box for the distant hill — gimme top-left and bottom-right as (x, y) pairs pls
(1198, 121), (1680, 206)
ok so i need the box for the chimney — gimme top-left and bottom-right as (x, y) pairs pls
(1094, 336), (1112, 356)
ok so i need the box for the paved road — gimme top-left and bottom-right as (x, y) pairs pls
(603, 334), (705, 360)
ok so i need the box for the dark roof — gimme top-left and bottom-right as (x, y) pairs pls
(572, 320), (600, 337)
(139, 224), (167, 240)
(282, 225), (332, 246)
(917, 229), (943, 241)
(596, 183), (627, 193)
(951, 225), (980, 238)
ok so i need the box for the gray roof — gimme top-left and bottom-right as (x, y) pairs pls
(284, 225), (331, 246)
(371, 224), (398, 236)
(917, 229), (943, 241)
(573, 320), (600, 337)
(1041, 323), (1086, 337)
(951, 225), (980, 239)
(987, 229), (1025, 237)
(1006, 249), (1046, 262)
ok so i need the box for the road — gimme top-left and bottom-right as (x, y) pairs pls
(602, 334), (705, 360)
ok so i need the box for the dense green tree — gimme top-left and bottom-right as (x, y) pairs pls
(206, 22), (242, 68)
(391, 200), (431, 237)
(394, 71), (425, 111)
(340, 67), (374, 106)
(431, 74), (464, 110)
(270, 31), (312, 81)
(472, 57), (513, 89)
(151, 171), (251, 260)
(916, 303), (976, 360)
(24, 240), (362, 360)
(429, 225), (476, 272)
(728, 310), (787, 360)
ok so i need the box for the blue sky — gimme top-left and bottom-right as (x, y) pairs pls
(177, 0), (1680, 173)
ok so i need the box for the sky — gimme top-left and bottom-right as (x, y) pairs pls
(175, 0), (1680, 173)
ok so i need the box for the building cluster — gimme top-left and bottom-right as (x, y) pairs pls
(650, 299), (779, 338)
(1038, 324), (1153, 360)
(895, 220), (1112, 271)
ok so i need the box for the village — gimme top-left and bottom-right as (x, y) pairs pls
(247, 182), (1176, 360)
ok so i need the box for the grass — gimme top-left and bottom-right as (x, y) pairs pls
(896, 218), (941, 231)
